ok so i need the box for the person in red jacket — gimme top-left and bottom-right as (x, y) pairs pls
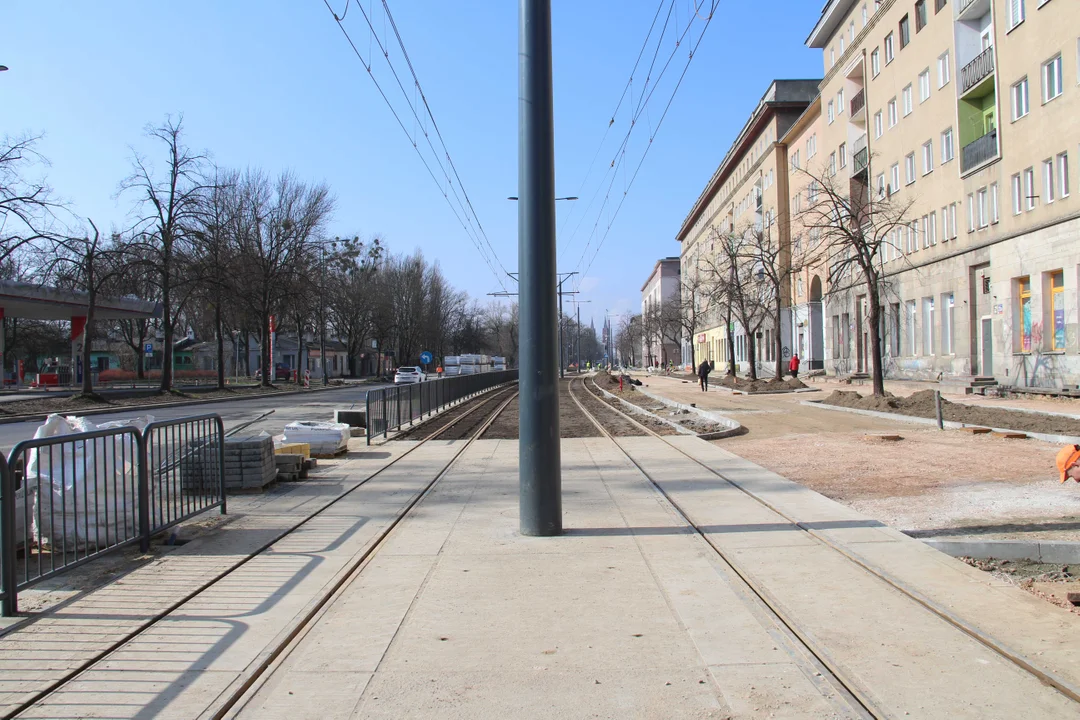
(788, 353), (801, 379)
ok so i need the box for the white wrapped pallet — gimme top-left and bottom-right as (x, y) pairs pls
(283, 421), (350, 456)
(444, 356), (460, 367)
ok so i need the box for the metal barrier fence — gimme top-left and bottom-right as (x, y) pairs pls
(0, 413), (226, 616)
(366, 370), (519, 443)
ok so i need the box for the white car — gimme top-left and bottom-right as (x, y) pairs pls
(394, 366), (427, 384)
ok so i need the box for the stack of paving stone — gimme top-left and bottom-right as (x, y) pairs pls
(221, 435), (278, 491)
(274, 453), (306, 482)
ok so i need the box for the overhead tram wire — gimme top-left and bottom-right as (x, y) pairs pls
(378, 0), (507, 281)
(574, 0), (718, 285)
(321, 0), (509, 291)
(559, 1), (707, 271)
(555, 0), (672, 254)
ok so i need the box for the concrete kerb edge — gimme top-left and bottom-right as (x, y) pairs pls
(592, 383), (742, 439)
(802, 400), (1080, 445)
(922, 538), (1080, 564)
(0, 383), (360, 426)
(590, 384), (695, 435)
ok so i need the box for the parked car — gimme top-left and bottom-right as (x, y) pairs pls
(255, 364), (292, 381)
(394, 366), (426, 384)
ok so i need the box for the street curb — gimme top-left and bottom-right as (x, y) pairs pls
(631, 386), (743, 438)
(802, 400), (1080, 445)
(591, 383), (742, 439)
(0, 383), (364, 426)
(922, 538), (1080, 564)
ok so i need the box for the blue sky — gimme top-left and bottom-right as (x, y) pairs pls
(2, 1), (822, 329)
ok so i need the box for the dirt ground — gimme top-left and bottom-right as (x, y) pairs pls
(482, 380), (602, 440)
(638, 374), (1080, 541)
(823, 389), (1080, 435)
(592, 372), (718, 435)
(0, 384), (331, 418)
(572, 378), (644, 437)
(963, 557), (1080, 615)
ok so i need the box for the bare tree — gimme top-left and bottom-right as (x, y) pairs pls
(0, 134), (61, 265)
(673, 270), (708, 372)
(122, 117), (211, 392)
(40, 221), (127, 396)
(615, 314), (642, 367)
(796, 161), (915, 396)
(747, 221), (795, 380)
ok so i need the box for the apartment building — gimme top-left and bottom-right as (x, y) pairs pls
(807, 0), (1080, 388)
(640, 257), (681, 366)
(781, 97), (828, 370)
(677, 80), (820, 376)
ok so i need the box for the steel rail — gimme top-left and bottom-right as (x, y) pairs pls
(6, 388), (519, 719)
(572, 375), (1080, 709)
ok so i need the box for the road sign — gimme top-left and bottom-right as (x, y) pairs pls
(144, 343), (153, 356)
(419, 351), (433, 365)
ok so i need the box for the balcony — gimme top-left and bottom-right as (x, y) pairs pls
(853, 147), (869, 175)
(850, 89), (865, 118)
(961, 129), (998, 174)
(960, 46), (995, 96)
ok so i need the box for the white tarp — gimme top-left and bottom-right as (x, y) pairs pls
(282, 421), (350, 455)
(21, 413), (153, 551)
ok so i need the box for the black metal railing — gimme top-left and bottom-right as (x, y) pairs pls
(853, 147), (869, 175)
(961, 129), (998, 173)
(960, 46), (994, 95)
(850, 89), (866, 117)
(366, 370), (518, 443)
(0, 413), (225, 615)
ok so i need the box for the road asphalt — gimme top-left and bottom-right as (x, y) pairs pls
(0, 383), (391, 450)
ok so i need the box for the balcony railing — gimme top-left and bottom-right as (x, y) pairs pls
(850, 89), (866, 117)
(960, 46), (995, 95)
(853, 147), (869, 175)
(961, 129), (998, 173)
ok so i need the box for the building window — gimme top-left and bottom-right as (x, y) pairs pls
(919, 70), (931, 102)
(923, 140), (934, 174)
(907, 300), (917, 356)
(837, 89), (845, 114)
(1060, 152), (1071, 198)
(902, 85), (913, 115)
(890, 163), (900, 194)
(947, 202), (958, 238)
(899, 15), (910, 49)
(938, 52), (951, 89)
(1049, 270), (1066, 351)
(890, 303), (901, 355)
(968, 193), (976, 231)
(1043, 54), (1063, 103)
(915, 0), (928, 31)
(831, 47), (836, 67)
(828, 100), (835, 124)
(1017, 276), (1032, 352)
(888, 98), (898, 127)
(1012, 77), (1030, 120)
(885, 32), (895, 63)
(792, 150), (800, 169)
(1009, 0), (1025, 30)
(876, 173), (886, 199)
(1012, 173), (1023, 214)
(829, 152), (837, 175)
(1024, 167), (1036, 210)
(872, 48), (881, 77)
(977, 187), (988, 227)
(863, 4), (869, 26)
(1044, 158), (1056, 203)
(807, 134), (817, 157)
(935, 0), (947, 11)
(991, 182), (1000, 223)
(839, 142), (847, 169)
(905, 153), (916, 185)
(942, 293), (954, 354)
(941, 127), (955, 163)
(929, 210), (938, 245)
(923, 298), (935, 355)
(874, 111), (883, 138)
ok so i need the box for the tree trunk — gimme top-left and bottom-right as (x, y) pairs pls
(867, 279), (886, 396)
(261, 311), (272, 387)
(81, 298), (95, 396)
(746, 327), (758, 381)
(775, 298), (784, 380)
(160, 278), (173, 393)
(320, 323), (328, 386)
(136, 321), (147, 380)
(215, 303), (225, 390)
(725, 309), (736, 377)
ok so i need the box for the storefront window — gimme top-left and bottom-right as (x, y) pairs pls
(1018, 277), (1032, 352)
(1051, 271), (1065, 351)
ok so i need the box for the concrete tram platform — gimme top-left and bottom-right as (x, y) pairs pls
(4, 437), (1080, 718)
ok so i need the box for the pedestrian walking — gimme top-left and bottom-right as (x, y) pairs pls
(1058, 445), (1080, 482)
(697, 359), (712, 392)
(788, 353), (801, 379)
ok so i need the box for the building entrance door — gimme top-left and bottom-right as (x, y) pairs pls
(980, 317), (993, 377)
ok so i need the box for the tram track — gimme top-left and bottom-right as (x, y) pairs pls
(5, 383), (519, 719)
(567, 374), (1080, 717)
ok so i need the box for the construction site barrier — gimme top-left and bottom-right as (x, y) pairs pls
(0, 413), (226, 616)
(365, 370), (518, 444)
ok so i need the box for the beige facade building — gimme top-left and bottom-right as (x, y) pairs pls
(676, 80), (820, 375)
(640, 257), (681, 367)
(806, 0), (1080, 388)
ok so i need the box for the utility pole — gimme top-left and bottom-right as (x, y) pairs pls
(568, 299), (591, 373)
(518, 0), (560, 537)
(556, 272), (577, 379)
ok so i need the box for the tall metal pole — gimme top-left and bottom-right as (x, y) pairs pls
(558, 277), (565, 379)
(518, 0), (561, 536)
(576, 304), (581, 372)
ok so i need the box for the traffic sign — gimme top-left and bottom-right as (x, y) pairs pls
(144, 343), (153, 356)
(419, 351), (433, 365)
